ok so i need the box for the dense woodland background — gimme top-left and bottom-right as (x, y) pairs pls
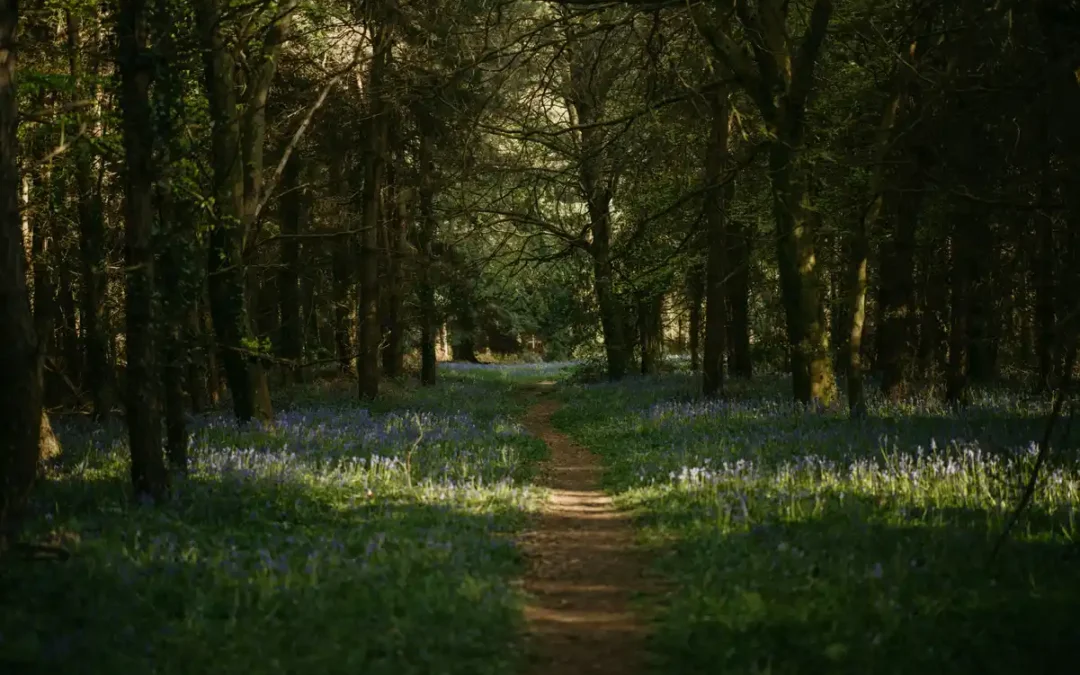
(2, 0), (1080, 543)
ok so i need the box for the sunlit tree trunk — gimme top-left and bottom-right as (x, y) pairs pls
(694, 0), (835, 404)
(771, 141), (835, 404)
(850, 69), (909, 415)
(0, 0), (44, 547)
(118, 0), (168, 498)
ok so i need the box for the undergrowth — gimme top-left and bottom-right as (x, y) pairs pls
(555, 374), (1080, 675)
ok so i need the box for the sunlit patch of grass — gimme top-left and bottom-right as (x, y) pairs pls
(3, 372), (548, 675)
(555, 374), (1080, 675)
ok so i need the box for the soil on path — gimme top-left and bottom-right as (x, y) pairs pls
(519, 386), (652, 675)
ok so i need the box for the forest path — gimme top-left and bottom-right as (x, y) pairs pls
(518, 383), (653, 675)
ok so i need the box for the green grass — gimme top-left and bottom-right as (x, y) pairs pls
(2, 370), (549, 675)
(554, 374), (1080, 675)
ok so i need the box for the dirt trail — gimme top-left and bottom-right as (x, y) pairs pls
(519, 387), (651, 674)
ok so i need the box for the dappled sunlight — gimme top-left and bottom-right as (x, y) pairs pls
(556, 373), (1080, 674)
(3, 374), (550, 674)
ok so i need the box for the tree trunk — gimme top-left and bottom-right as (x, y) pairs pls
(846, 227), (869, 418)
(771, 142), (835, 405)
(702, 89), (730, 397)
(197, 0), (272, 423)
(1034, 201), (1056, 389)
(30, 167), (56, 390)
(417, 130), (438, 386)
(155, 0), (197, 473)
(278, 154), (305, 385)
(57, 243), (80, 391)
(330, 148), (354, 375)
(727, 218), (752, 378)
(118, 0), (168, 498)
(569, 43), (626, 381)
(640, 292), (663, 376)
(357, 28), (389, 401)
(0, 0), (44, 547)
(157, 193), (191, 475)
(186, 302), (209, 412)
(687, 266), (703, 371)
(693, 0), (833, 401)
(450, 274), (481, 362)
(67, 9), (112, 420)
(878, 168), (922, 400)
(851, 73), (909, 415)
(946, 214), (974, 406)
(381, 166), (407, 378)
(591, 217), (627, 380)
(967, 218), (997, 383)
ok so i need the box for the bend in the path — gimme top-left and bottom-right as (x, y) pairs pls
(519, 389), (651, 675)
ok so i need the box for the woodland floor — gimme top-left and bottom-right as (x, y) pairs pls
(518, 384), (655, 675)
(8, 366), (1080, 674)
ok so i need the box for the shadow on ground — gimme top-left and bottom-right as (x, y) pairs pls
(2, 468), (529, 675)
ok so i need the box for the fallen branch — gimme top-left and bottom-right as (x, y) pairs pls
(991, 345), (1077, 558)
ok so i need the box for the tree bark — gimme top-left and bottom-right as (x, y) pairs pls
(687, 265), (703, 371)
(357, 27), (389, 401)
(417, 129), (438, 386)
(118, 0), (168, 499)
(30, 165), (56, 387)
(851, 70), (910, 415)
(154, 0), (198, 474)
(945, 211), (976, 406)
(727, 218), (752, 378)
(380, 162), (407, 378)
(966, 218), (997, 383)
(639, 292), (663, 376)
(568, 38), (626, 381)
(771, 142), (835, 405)
(197, 0), (273, 423)
(702, 88), (730, 397)
(278, 154), (305, 385)
(878, 166), (923, 400)
(67, 9), (112, 420)
(328, 152), (354, 375)
(694, 0), (835, 404)
(0, 0), (44, 547)
(591, 209), (627, 380)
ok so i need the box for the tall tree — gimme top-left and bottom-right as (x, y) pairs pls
(357, 20), (391, 400)
(196, 0), (290, 422)
(278, 153), (306, 385)
(0, 0), (44, 548)
(694, 0), (837, 404)
(567, 23), (628, 380)
(70, 12), (114, 424)
(117, 0), (168, 498)
(702, 84), (731, 397)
